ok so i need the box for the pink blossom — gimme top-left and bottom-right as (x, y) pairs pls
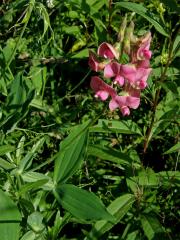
(88, 51), (101, 72)
(109, 95), (140, 116)
(104, 62), (124, 86)
(98, 42), (119, 60)
(131, 32), (152, 63)
(90, 76), (116, 101)
(121, 64), (152, 89)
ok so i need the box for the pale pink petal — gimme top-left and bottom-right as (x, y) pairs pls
(114, 75), (124, 86)
(121, 106), (130, 116)
(109, 99), (119, 111)
(114, 96), (128, 106)
(90, 76), (117, 99)
(121, 64), (137, 84)
(95, 91), (109, 101)
(104, 62), (121, 78)
(126, 96), (140, 109)
(104, 63), (116, 78)
(136, 68), (152, 89)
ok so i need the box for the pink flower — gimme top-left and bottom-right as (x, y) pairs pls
(88, 51), (101, 72)
(121, 64), (152, 89)
(131, 32), (152, 63)
(104, 62), (124, 86)
(98, 42), (119, 60)
(90, 76), (116, 101)
(109, 95), (140, 116)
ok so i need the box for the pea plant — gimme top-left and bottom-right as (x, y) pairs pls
(0, 0), (179, 239)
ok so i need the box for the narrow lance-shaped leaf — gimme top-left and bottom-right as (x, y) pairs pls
(87, 145), (132, 166)
(90, 119), (142, 135)
(19, 137), (46, 172)
(54, 121), (90, 184)
(88, 194), (135, 239)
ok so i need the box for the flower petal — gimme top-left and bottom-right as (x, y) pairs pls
(90, 76), (117, 99)
(104, 63), (116, 78)
(121, 106), (130, 116)
(98, 42), (119, 59)
(95, 91), (109, 101)
(88, 51), (100, 72)
(114, 75), (124, 86)
(109, 99), (119, 111)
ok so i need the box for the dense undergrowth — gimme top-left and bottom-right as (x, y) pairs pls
(0, 0), (179, 239)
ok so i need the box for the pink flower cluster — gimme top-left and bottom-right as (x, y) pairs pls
(88, 29), (152, 116)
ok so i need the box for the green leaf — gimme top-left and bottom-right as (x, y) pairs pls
(29, 66), (47, 95)
(126, 230), (139, 240)
(158, 171), (180, 186)
(54, 121), (90, 184)
(0, 189), (21, 240)
(90, 119), (142, 135)
(115, 2), (168, 37)
(55, 184), (114, 221)
(0, 74), (35, 132)
(71, 48), (89, 59)
(7, 73), (26, 108)
(88, 194), (135, 239)
(140, 214), (166, 240)
(27, 212), (45, 233)
(36, 3), (51, 38)
(0, 145), (15, 156)
(172, 35), (180, 58)
(0, 157), (15, 170)
(22, 171), (53, 190)
(19, 137), (46, 172)
(87, 145), (132, 167)
(61, 25), (80, 35)
(161, 0), (180, 13)
(18, 179), (48, 195)
(164, 142), (180, 154)
(20, 231), (36, 240)
(127, 168), (159, 192)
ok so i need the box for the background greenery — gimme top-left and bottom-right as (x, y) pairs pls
(0, 0), (179, 239)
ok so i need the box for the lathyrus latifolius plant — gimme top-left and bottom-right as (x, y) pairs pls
(88, 18), (152, 116)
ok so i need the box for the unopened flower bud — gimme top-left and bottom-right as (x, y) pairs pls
(161, 53), (168, 65)
(118, 15), (127, 42)
(124, 21), (135, 54)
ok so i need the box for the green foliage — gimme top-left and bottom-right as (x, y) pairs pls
(0, 189), (21, 240)
(0, 0), (179, 239)
(55, 184), (114, 221)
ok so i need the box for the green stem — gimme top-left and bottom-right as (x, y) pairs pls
(5, 0), (34, 70)
(143, 36), (174, 154)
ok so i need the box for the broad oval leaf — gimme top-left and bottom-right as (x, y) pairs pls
(55, 184), (114, 221)
(0, 189), (21, 240)
(115, 2), (168, 37)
